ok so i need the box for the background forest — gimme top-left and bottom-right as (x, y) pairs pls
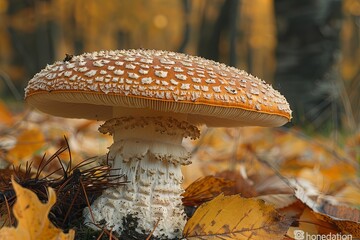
(1, 0), (360, 131)
(0, 0), (359, 239)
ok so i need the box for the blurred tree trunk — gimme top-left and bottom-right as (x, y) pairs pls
(197, 0), (240, 66)
(274, 0), (343, 129)
(177, 0), (191, 53)
(6, 0), (57, 96)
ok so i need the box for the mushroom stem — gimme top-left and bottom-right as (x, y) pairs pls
(84, 116), (199, 239)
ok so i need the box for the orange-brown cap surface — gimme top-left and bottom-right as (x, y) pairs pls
(25, 49), (292, 127)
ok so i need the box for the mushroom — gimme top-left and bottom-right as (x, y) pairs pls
(25, 49), (292, 239)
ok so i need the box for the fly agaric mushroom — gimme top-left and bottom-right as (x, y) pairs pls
(25, 49), (291, 239)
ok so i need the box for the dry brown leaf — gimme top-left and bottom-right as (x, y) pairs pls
(215, 170), (258, 197)
(182, 176), (234, 206)
(276, 198), (306, 222)
(291, 183), (359, 237)
(312, 203), (360, 238)
(286, 207), (341, 238)
(0, 177), (75, 240)
(183, 194), (291, 239)
(6, 128), (45, 165)
(323, 202), (360, 222)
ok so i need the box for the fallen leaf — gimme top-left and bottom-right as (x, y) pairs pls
(6, 128), (45, 165)
(297, 163), (357, 193)
(182, 176), (234, 206)
(183, 194), (291, 239)
(0, 177), (75, 240)
(313, 203), (360, 238)
(323, 202), (360, 222)
(293, 180), (321, 211)
(286, 207), (340, 238)
(276, 198), (306, 224)
(0, 101), (13, 126)
(215, 170), (258, 198)
(253, 174), (293, 196)
(256, 194), (298, 209)
(291, 182), (359, 237)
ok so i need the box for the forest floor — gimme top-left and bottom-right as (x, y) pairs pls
(0, 102), (359, 239)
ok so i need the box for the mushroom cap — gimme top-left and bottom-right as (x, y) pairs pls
(25, 49), (292, 127)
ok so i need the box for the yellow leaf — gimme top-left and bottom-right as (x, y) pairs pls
(6, 128), (45, 165)
(183, 194), (290, 239)
(0, 177), (75, 240)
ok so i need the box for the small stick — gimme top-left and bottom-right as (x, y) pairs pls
(146, 218), (160, 240)
(62, 186), (80, 225)
(96, 228), (105, 240)
(80, 178), (95, 223)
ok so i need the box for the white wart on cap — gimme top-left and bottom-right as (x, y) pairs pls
(25, 49), (291, 127)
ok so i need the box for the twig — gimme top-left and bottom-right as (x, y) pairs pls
(96, 228), (105, 240)
(80, 178), (95, 223)
(62, 186), (80, 225)
(146, 218), (161, 240)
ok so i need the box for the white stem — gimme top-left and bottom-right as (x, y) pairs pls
(84, 116), (199, 239)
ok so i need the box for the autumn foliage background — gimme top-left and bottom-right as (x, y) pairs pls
(0, 0), (359, 239)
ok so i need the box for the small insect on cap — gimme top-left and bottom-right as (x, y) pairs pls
(25, 49), (292, 127)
